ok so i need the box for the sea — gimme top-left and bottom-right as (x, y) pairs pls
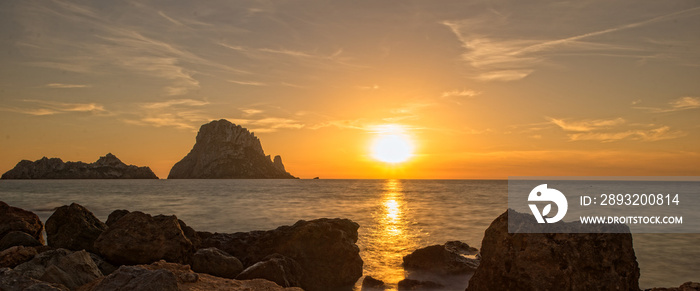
(0, 179), (697, 290)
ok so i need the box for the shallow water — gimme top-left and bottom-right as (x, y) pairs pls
(0, 179), (697, 289)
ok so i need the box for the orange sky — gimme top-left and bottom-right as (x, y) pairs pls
(1, 1), (699, 179)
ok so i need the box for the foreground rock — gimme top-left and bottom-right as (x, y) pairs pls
(13, 249), (103, 290)
(649, 282), (700, 291)
(201, 218), (362, 291)
(1, 153), (158, 179)
(191, 247), (243, 279)
(94, 212), (194, 265)
(0, 231), (42, 251)
(467, 209), (640, 291)
(0, 268), (69, 291)
(403, 241), (479, 275)
(167, 119), (296, 179)
(46, 203), (107, 253)
(361, 276), (386, 290)
(398, 278), (444, 290)
(0, 246), (38, 268)
(236, 254), (303, 287)
(0, 201), (44, 247)
(91, 265), (179, 291)
(79, 260), (304, 291)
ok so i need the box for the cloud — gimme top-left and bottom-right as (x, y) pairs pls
(357, 85), (379, 90)
(45, 83), (90, 89)
(141, 99), (209, 109)
(441, 89), (481, 98)
(0, 100), (106, 116)
(17, 2), (249, 97)
(569, 126), (685, 142)
(241, 109), (263, 116)
(548, 117), (684, 142)
(548, 117), (626, 132)
(228, 80), (267, 86)
(634, 96), (700, 113)
(443, 6), (700, 81)
(123, 98), (211, 130)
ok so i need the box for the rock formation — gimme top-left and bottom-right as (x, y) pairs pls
(191, 248), (243, 279)
(167, 119), (296, 179)
(236, 254), (304, 288)
(46, 203), (107, 253)
(94, 212), (195, 265)
(0, 201), (44, 247)
(466, 209), (640, 291)
(1, 153), (158, 179)
(80, 260), (304, 291)
(402, 241), (479, 275)
(200, 218), (363, 291)
(13, 248), (103, 289)
(650, 282), (700, 291)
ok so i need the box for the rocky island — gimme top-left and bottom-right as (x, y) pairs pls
(168, 119), (296, 179)
(1, 153), (158, 179)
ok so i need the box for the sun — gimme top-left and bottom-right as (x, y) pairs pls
(370, 126), (415, 164)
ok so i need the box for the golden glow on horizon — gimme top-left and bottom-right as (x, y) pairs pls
(370, 125), (415, 164)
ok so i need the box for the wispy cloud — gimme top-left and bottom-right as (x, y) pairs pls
(228, 80), (267, 86)
(443, 6), (700, 81)
(124, 98), (210, 130)
(45, 83), (90, 89)
(569, 126), (685, 142)
(634, 96), (700, 113)
(441, 89), (481, 104)
(141, 99), (209, 109)
(17, 1), (248, 97)
(0, 100), (105, 116)
(548, 117), (684, 142)
(241, 109), (263, 116)
(548, 117), (626, 132)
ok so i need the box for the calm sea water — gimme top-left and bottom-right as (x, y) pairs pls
(0, 179), (697, 289)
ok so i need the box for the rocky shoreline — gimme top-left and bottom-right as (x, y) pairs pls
(1, 201), (697, 291)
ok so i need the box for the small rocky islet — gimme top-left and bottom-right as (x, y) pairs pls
(0, 153), (158, 179)
(1, 201), (697, 291)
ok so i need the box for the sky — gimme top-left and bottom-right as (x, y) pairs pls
(1, 0), (699, 179)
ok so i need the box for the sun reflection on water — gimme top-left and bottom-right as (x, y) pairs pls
(361, 179), (422, 290)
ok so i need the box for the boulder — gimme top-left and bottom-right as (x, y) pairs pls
(650, 282), (700, 291)
(466, 209), (640, 291)
(45, 203), (107, 253)
(1, 153), (158, 179)
(0, 201), (44, 244)
(444, 241), (478, 256)
(236, 254), (303, 287)
(0, 246), (38, 268)
(201, 218), (363, 291)
(398, 278), (444, 290)
(0, 231), (42, 251)
(92, 265), (179, 291)
(89, 253), (117, 276)
(0, 267), (69, 291)
(79, 260), (304, 291)
(191, 247), (243, 279)
(14, 249), (102, 290)
(167, 119), (296, 179)
(104, 210), (129, 227)
(94, 211), (194, 265)
(403, 242), (479, 275)
(361, 276), (387, 290)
